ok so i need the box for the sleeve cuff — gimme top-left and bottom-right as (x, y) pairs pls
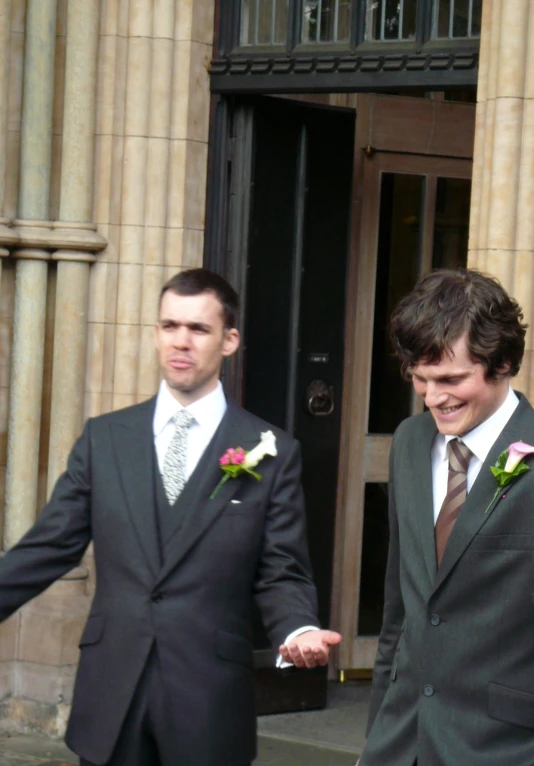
(276, 625), (320, 668)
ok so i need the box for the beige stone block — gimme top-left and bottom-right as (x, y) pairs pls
(87, 261), (108, 323)
(112, 392), (136, 410)
(144, 224), (166, 266)
(85, 322), (105, 394)
(496, 0), (529, 98)
(100, 0), (119, 36)
(104, 259), (120, 322)
(18, 605), (87, 666)
(484, 0), (502, 103)
(112, 35), (128, 137)
(7, 29), (24, 130)
(4, 130), (20, 219)
(468, 102), (486, 252)
(11, 0), (25, 34)
(516, 99), (534, 251)
(121, 136), (148, 225)
(164, 227), (184, 268)
(109, 135), (125, 226)
(185, 42), (211, 142)
(118, 224), (145, 265)
(84, 391), (102, 419)
(149, 38), (173, 138)
(93, 134), (113, 226)
(124, 37), (152, 137)
(102, 322), (116, 395)
(117, 0), (130, 38)
(146, 138), (170, 227)
(526, 10), (534, 100)
(153, 0), (175, 40)
(49, 133), (62, 221)
(96, 35), (118, 137)
(170, 41), (191, 140)
(183, 140), (209, 230)
(113, 323), (141, 395)
(181, 228), (204, 268)
(487, 98), (523, 249)
(140, 264), (165, 325)
(0, 614), (18, 662)
(164, 264), (182, 282)
(175, 0), (193, 41)
(166, 139), (187, 229)
(116, 263), (143, 323)
(137, 324), (159, 398)
(128, 0), (153, 38)
(52, 35), (66, 137)
(99, 391), (114, 414)
(0, 661), (15, 699)
(16, 661), (77, 704)
(485, 249), (515, 292)
(191, 0), (215, 46)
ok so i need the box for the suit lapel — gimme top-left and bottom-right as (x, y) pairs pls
(409, 413), (439, 583)
(158, 400), (263, 583)
(109, 397), (160, 578)
(434, 394), (534, 591)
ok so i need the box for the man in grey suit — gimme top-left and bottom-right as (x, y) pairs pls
(0, 268), (341, 766)
(360, 269), (534, 766)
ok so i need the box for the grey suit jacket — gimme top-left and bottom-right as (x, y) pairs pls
(0, 397), (319, 766)
(363, 393), (534, 766)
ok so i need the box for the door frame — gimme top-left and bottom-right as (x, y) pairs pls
(332, 93), (475, 670)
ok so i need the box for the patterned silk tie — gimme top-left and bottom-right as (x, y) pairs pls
(435, 439), (472, 566)
(162, 410), (194, 504)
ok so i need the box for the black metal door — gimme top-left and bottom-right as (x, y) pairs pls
(240, 97), (355, 713)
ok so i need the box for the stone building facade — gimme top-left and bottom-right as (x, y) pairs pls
(0, 0), (532, 735)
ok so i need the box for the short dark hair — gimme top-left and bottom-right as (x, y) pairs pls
(159, 268), (239, 329)
(390, 268), (527, 380)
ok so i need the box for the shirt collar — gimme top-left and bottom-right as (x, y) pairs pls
(440, 386), (519, 463)
(153, 380), (227, 437)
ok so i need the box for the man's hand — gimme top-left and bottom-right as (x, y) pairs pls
(279, 629), (342, 668)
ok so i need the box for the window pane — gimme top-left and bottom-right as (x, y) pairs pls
(358, 483), (389, 637)
(432, 0), (482, 39)
(240, 0), (289, 45)
(366, 0), (417, 42)
(368, 173), (424, 435)
(431, 177), (471, 270)
(302, 0), (351, 44)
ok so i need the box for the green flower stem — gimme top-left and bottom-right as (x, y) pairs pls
(210, 474), (231, 500)
(484, 487), (502, 514)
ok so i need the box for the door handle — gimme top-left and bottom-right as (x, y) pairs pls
(306, 380), (334, 417)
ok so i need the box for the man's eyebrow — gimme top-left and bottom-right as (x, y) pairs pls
(159, 319), (212, 330)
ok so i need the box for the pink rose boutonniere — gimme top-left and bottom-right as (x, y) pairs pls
(485, 441), (534, 513)
(210, 430), (277, 499)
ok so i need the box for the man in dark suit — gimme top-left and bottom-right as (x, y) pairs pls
(0, 268), (341, 766)
(359, 269), (534, 766)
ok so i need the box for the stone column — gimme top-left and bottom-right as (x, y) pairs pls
(4, 0), (58, 548)
(47, 0), (100, 491)
(468, 0), (534, 397)
(0, 0), (12, 281)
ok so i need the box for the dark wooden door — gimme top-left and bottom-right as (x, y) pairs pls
(238, 96), (355, 712)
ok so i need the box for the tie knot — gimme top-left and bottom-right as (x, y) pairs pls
(172, 410), (194, 430)
(448, 439), (471, 474)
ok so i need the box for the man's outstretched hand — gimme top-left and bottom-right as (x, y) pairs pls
(279, 629), (342, 668)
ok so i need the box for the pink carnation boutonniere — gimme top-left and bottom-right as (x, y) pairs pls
(210, 430), (277, 499)
(485, 441), (534, 513)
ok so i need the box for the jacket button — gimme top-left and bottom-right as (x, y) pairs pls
(423, 684), (435, 697)
(152, 592), (163, 603)
(430, 614), (441, 626)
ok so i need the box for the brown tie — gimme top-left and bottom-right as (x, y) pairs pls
(435, 439), (472, 566)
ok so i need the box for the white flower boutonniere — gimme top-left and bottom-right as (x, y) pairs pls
(485, 440), (534, 513)
(210, 431), (278, 499)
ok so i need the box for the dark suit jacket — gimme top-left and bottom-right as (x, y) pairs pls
(0, 397), (319, 765)
(363, 393), (534, 766)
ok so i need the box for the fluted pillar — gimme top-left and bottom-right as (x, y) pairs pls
(47, 0), (100, 492)
(0, 0), (12, 278)
(4, 0), (57, 548)
(468, 0), (534, 397)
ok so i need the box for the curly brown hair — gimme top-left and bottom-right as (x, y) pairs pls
(390, 269), (527, 381)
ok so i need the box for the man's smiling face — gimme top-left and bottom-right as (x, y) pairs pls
(411, 335), (510, 436)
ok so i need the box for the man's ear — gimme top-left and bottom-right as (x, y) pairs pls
(222, 328), (240, 357)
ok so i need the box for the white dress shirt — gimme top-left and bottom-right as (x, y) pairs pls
(431, 387), (519, 523)
(153, 380), (227, 478)
(153, 379), (318, 664)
